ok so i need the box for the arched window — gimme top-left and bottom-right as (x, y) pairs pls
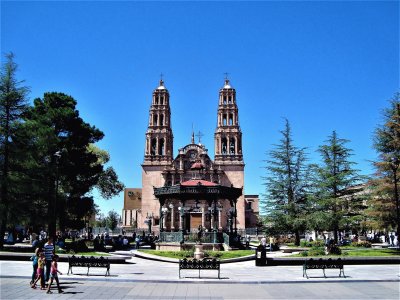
(159, 138), (165, 155)
(222, 137), (227, 155)
(230, 138), (235, 154)
(160, 114), (164, 126)
(223, 115), (227, 126)
(229, 114), (233, 125)
(228, 96), (232, 103)
(223, 96), (227, 104)
(160, 96), (164, 105)
(151, 138), (157, 155)
(155, 96), (158, 105)
(153, 114), (158, 126)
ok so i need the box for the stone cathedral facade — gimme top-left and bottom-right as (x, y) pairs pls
(122, 79), (259, 231)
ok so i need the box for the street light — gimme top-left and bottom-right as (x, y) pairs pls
(52, 151), (61, 240)
(161, 207), (168, 232)
(144, 213), (153, 234)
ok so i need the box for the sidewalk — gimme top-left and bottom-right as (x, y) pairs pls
(1, 256), (399, 299)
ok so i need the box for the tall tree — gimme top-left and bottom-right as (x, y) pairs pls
(0, 53), (29, 248)
(369, 93), (400, 238)
(263, 119), (310, 245)
(314, 131), (365, 243)
(20, 92), (124, 238)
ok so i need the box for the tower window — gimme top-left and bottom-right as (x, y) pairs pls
(223, 96), (227, 104)
(160, 96), (164, 105)
(159, 138), (165, 155)
(228, 96), (232, 103)
(155, 96), (158, 105)
(223, 115), (227, 126)
(160, 114), (164, 126)
(153, 114), (158, 126)
(222, 138), (227, 155)
(230, 138), (235, 154)
(229, 114), (233, 125)
(151, 138), (157, 155)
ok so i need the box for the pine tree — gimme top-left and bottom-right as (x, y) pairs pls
(0, 53), (29, 248)
(314, 131), (365, 243)
(369, 93), (400, 239)
(263, 119), (310, 245)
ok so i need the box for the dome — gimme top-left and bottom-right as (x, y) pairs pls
(223, 79), (232, 89)
(191, 161), (204, 170)
(157, 79), (166, 90)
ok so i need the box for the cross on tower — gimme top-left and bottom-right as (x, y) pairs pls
(223, 72), (229, 80)
(160, 73), (164, 81)
(196, 131), (204, 144)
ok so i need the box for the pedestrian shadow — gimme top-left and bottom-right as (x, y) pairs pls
(131, 272), (144, 275)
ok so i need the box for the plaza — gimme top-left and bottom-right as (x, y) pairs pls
(1, 253), (399, 299)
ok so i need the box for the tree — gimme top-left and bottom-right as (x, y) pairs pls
(0, 53), (29, 248)
(19, 92), (124, 238)
(262, 119), (311, 245)
(106, 210), (119, 231)
(369, 93), (400, 238)
(314, 131), (365, 243)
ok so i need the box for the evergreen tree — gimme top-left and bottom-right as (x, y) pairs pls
(314, 131), (365, 243)
(263, 119), (310, 245)
(20, 92), (124, 238)
(0, 53), (29, 248)
(369, 93), (400, 238)
(106, 210), (119, 231)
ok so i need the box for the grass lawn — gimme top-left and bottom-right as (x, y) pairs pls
(290, 248), (400, 257)
(138, 249), (254, 260)
(342, 248), (400, 257)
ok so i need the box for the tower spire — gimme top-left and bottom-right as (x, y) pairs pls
(143, 78), (173, 165)
(214, 77), (243, 164)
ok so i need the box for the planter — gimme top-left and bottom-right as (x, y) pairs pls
(194, 244), (204, 259)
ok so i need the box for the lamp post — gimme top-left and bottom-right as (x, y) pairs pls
(169, 203), (175, 231)
(52, 151), (61, 240)
(144, 213), (152, 234)
(161, 207), (168, 232)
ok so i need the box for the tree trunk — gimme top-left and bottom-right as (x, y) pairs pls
(295, 230), (300, 246)
(394, 170), (400, 243)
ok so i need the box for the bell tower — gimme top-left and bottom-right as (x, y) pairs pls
(143, 79), (173, 165)
(214, 78), (244, 165)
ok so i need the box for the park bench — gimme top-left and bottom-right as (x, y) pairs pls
(303, 258), (345, 279)
(67, 255), (110, 276)
(179, 257), (220, 279)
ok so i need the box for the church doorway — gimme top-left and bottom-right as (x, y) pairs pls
(189, 213), (202, 231)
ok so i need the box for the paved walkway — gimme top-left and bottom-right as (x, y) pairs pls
(1, 254), (399, 299)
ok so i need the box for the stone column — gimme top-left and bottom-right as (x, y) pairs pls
(170, 205), (175, 231)
(201, 206), (205, 227)
(218, 207), (222, 229)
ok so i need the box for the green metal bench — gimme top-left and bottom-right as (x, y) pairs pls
(67, 255), (110, 276)
(179, 257), (220, 279)
(303, 258), (345, 279)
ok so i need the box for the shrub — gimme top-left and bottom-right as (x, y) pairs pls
(351, 241), (372, 248)
(308, 247), (326, 256)
(300, 251), (309, 257)
(328, 244), (342, 255)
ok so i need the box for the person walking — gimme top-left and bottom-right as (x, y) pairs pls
(31, 252), (46, 290)
(43, 237), (55, 283)
(46, 255), (63, 294)
(30, 246), (41, 285)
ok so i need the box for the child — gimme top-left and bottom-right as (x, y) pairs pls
(30, 247), (40, 285)
(46, 255), (63, 294)
(31, 251), (45, 290)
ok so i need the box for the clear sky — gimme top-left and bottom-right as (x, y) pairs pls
(1, 1), (399, 216)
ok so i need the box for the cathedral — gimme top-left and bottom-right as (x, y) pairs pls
(122, 79), (259, 232)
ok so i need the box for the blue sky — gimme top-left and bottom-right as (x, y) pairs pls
(1, 1), (399, 216)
